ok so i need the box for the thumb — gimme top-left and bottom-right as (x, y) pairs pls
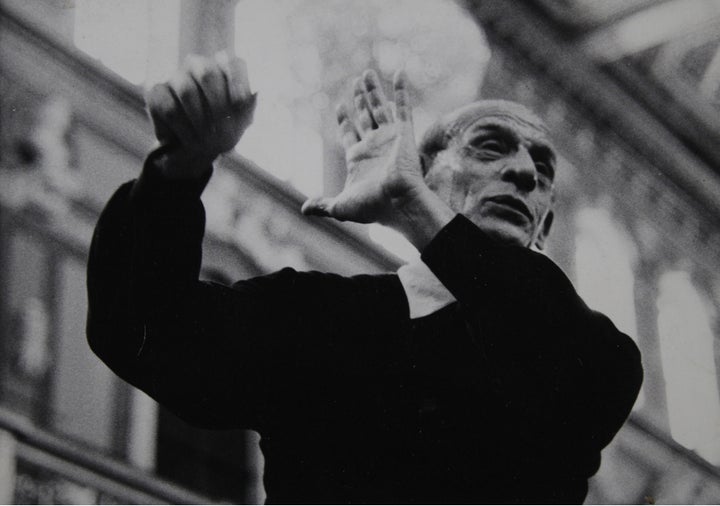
(301, 196), (335, 217)
(233, 92), (259, 132)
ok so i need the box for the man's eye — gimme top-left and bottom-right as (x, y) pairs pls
(471, 138), (506, 154)
(480, 139), (505, 152)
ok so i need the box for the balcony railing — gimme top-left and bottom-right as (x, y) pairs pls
(0, 407), (214, 505)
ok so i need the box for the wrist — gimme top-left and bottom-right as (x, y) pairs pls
(387, 184), (455, 252)
(156, 144), (215, 181)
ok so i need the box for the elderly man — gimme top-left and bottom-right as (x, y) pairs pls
(87, 54), (642, 504)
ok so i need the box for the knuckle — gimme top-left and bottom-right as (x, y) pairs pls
(146, 85), (164, 107)
(198, 64), (220, 85)
(168, 74), (188, 96)
(168, 74), (182, 89)
(198, 70), (215, 87)
(148, 86), (173, 116)
(176, 84), (195, 104)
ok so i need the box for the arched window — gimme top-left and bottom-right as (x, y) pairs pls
(574, 206), (643, 407)
(657, 270), (720, 465)
(234, 0), (490, 259)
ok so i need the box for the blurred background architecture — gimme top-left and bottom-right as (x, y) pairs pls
(1, 0), (720, 503)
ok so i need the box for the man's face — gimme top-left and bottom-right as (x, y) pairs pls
(424, 115), (556, 249)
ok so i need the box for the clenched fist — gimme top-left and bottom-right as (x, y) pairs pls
(146, 53), (256, 179)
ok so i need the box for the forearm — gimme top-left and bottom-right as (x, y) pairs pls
(87, 153), (253, 427)
(129, 147), (211, 306)
(87, 148), (211, 363)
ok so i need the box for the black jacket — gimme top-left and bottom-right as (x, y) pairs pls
(86, 155), (643, 504)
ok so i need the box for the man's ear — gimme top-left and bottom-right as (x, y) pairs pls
(533, 210), (554, 250)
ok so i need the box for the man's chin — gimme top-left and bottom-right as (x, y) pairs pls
(474, 220), (531, 248)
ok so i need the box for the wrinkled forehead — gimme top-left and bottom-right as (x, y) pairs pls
(462, 114), (552, 146)
(420, 99), (554, 155)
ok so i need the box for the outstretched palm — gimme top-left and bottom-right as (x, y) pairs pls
(302, 70), (425, 225)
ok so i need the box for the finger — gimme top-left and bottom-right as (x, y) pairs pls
(301, 196), (335, 218)
(393, 70), (412, 123)
(216, 54), (257, 151)
(170, 70), (206, 140)
(146, 83), (197, 148)
(146, 83), (176, 144)
(187, 57), (227, 131)
(362, 69), (391, 125)
(233, 91), (258, 129)
(219, 54), (252, 108)
(353, 77), (375, 135)
(336, 103), (360, 150)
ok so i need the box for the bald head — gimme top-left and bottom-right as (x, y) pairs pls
(419, 100), (551, 172)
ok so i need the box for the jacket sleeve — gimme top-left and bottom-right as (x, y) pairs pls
(421, 214), (643, 463)
(86, 150), (302, 430)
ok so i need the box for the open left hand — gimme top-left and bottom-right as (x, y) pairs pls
(301, 70), (426, 226)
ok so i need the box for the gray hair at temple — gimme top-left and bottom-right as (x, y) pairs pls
(418, 99), (551, 174)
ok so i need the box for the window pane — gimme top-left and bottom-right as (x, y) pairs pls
(574, 207), (639, 338)
(657, 270), (720, 465)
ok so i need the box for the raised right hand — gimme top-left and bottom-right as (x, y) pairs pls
(301, 70), (427, 226)
(146, 53), (257, 179)
(303, 69), (455, 251)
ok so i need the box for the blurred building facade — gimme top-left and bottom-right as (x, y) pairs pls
(0, 0), (719, 503)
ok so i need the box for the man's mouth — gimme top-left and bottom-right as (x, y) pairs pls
(484, 195), (533, 222)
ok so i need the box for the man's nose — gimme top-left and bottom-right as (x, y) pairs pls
(500, 148), (536, 192)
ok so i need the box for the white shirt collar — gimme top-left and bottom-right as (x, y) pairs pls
(397, 259), (456, 319)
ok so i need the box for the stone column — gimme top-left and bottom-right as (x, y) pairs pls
(179, 0), (238, 59)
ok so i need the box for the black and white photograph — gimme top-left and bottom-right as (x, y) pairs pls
(1, 0), (719, 504)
